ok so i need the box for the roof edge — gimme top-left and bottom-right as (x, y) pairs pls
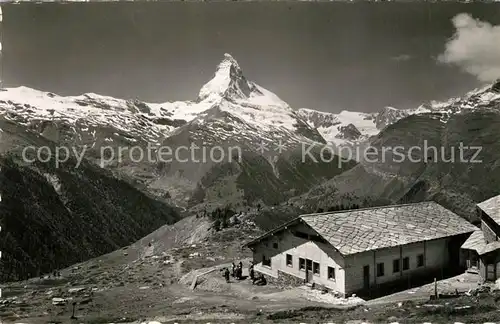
(242, 215), (346, 257)
(343, 228), (477, 256)
(242, 201), (474, 254)
(242, 216), (302, 249)
(299, 200), (439, 218)
(477, 194), (500, 211)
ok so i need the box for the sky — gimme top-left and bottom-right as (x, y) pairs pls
(2, 2), (500, 113)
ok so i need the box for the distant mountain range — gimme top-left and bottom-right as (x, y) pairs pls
(0, 54), (354, 209)
(1, 53), (499, 210)
(298, 80), (500, 148)
(1, 53), (500, 280)
(292, 79), (500, 223)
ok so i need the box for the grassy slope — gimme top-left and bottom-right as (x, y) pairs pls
(288, 107), (500, 224)
(399, 110), (500, 222)
(0, 121), (180, 282)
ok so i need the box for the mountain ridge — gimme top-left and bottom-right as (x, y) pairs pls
(0, 119), (181, 282)
(1, 55), (499, 210)
(2, 54), (500, 283)
(0, 54), (354, 209)
(2, 57), (498, 156)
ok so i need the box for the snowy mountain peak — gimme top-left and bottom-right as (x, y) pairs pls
(215, 53), (243, 82)
(374, 106), (411, 129)
(221, 53), (240, 70)
(492, 79), (500, 93)
(198, 53), (261, 102)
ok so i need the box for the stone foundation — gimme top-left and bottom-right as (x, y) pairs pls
(257, 269), (305, 288)
(255, 269), (348, 297)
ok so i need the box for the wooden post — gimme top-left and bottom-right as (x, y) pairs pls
(373, 250), (376, 288)
(434, 278), (438, 299)
(399, 246), (403, 278)
(423, 241), (427, 268)
(71, 301), (77, 319)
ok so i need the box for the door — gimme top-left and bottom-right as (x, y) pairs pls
(447, 237), (461, 268)
(363, 265), (370, 290)
(487, 264), (495, 281)
(305, 259), (313, 282)
(467, 252), (479, 272)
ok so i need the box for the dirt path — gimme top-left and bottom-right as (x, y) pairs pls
(140, 245), (155, 259)
(173, 260), (184, 278)
(367, 273), (482, 305)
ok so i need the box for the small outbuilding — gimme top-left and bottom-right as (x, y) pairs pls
(461, 194), (500, 281)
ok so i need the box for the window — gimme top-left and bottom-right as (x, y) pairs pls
(393, 259), (400, 273)
(313, 262), (320, 275)
(306, 259), (313, 272)
(417, 254), (424, 267)
(262, 255), (271, 267)
(376, 262), (385, 277)
(286, 254), (293, 267)
(403, 257), (410, 270)
(273, 242), (278, 249)
(299, 258), (305, 271)
(328, 266), (336, 280)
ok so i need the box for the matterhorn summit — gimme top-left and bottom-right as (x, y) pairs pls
(197, 54), (289, 109)
(198, 53), (261, 102)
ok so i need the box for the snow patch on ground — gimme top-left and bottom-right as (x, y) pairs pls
(297, 286), (364, 305)
(43, 173), (62, 195)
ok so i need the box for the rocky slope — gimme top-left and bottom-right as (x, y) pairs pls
(0, 118), (180, 282)
(0, 209), (496, 324)
(1, 54), (498, 215)
(292, 80), (500, 223)
(297, 79), (500, 151)
(297, 108), (378, 148)
(0, 54), (355, 209)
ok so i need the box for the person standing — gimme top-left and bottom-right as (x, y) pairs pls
(235, 264), (240, 280)
(238, 261), (243, 279)
(224, 268), (230, 283)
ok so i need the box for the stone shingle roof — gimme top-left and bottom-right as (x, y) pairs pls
(479, 241), (500, 256)
(478, 195), (500, 225)
(461, 230), (487, 253)
(301, 201), (477, 255)
(460, 229), (500, 256)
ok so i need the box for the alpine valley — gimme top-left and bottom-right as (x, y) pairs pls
(1, 53), (500, 282)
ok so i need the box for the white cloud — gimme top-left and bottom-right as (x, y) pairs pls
(438, 13), (500, 82)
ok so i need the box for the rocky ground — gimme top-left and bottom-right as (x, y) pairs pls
(0, 216), (341, 323)
(2, 216), (500, 324)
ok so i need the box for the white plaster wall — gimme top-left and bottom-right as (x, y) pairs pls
(251, 223), (452, 295)
(252, 223), (347, 293)
(344, 238), (449, 293)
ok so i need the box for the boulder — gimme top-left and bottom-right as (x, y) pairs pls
(52, 297), (69, 306)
